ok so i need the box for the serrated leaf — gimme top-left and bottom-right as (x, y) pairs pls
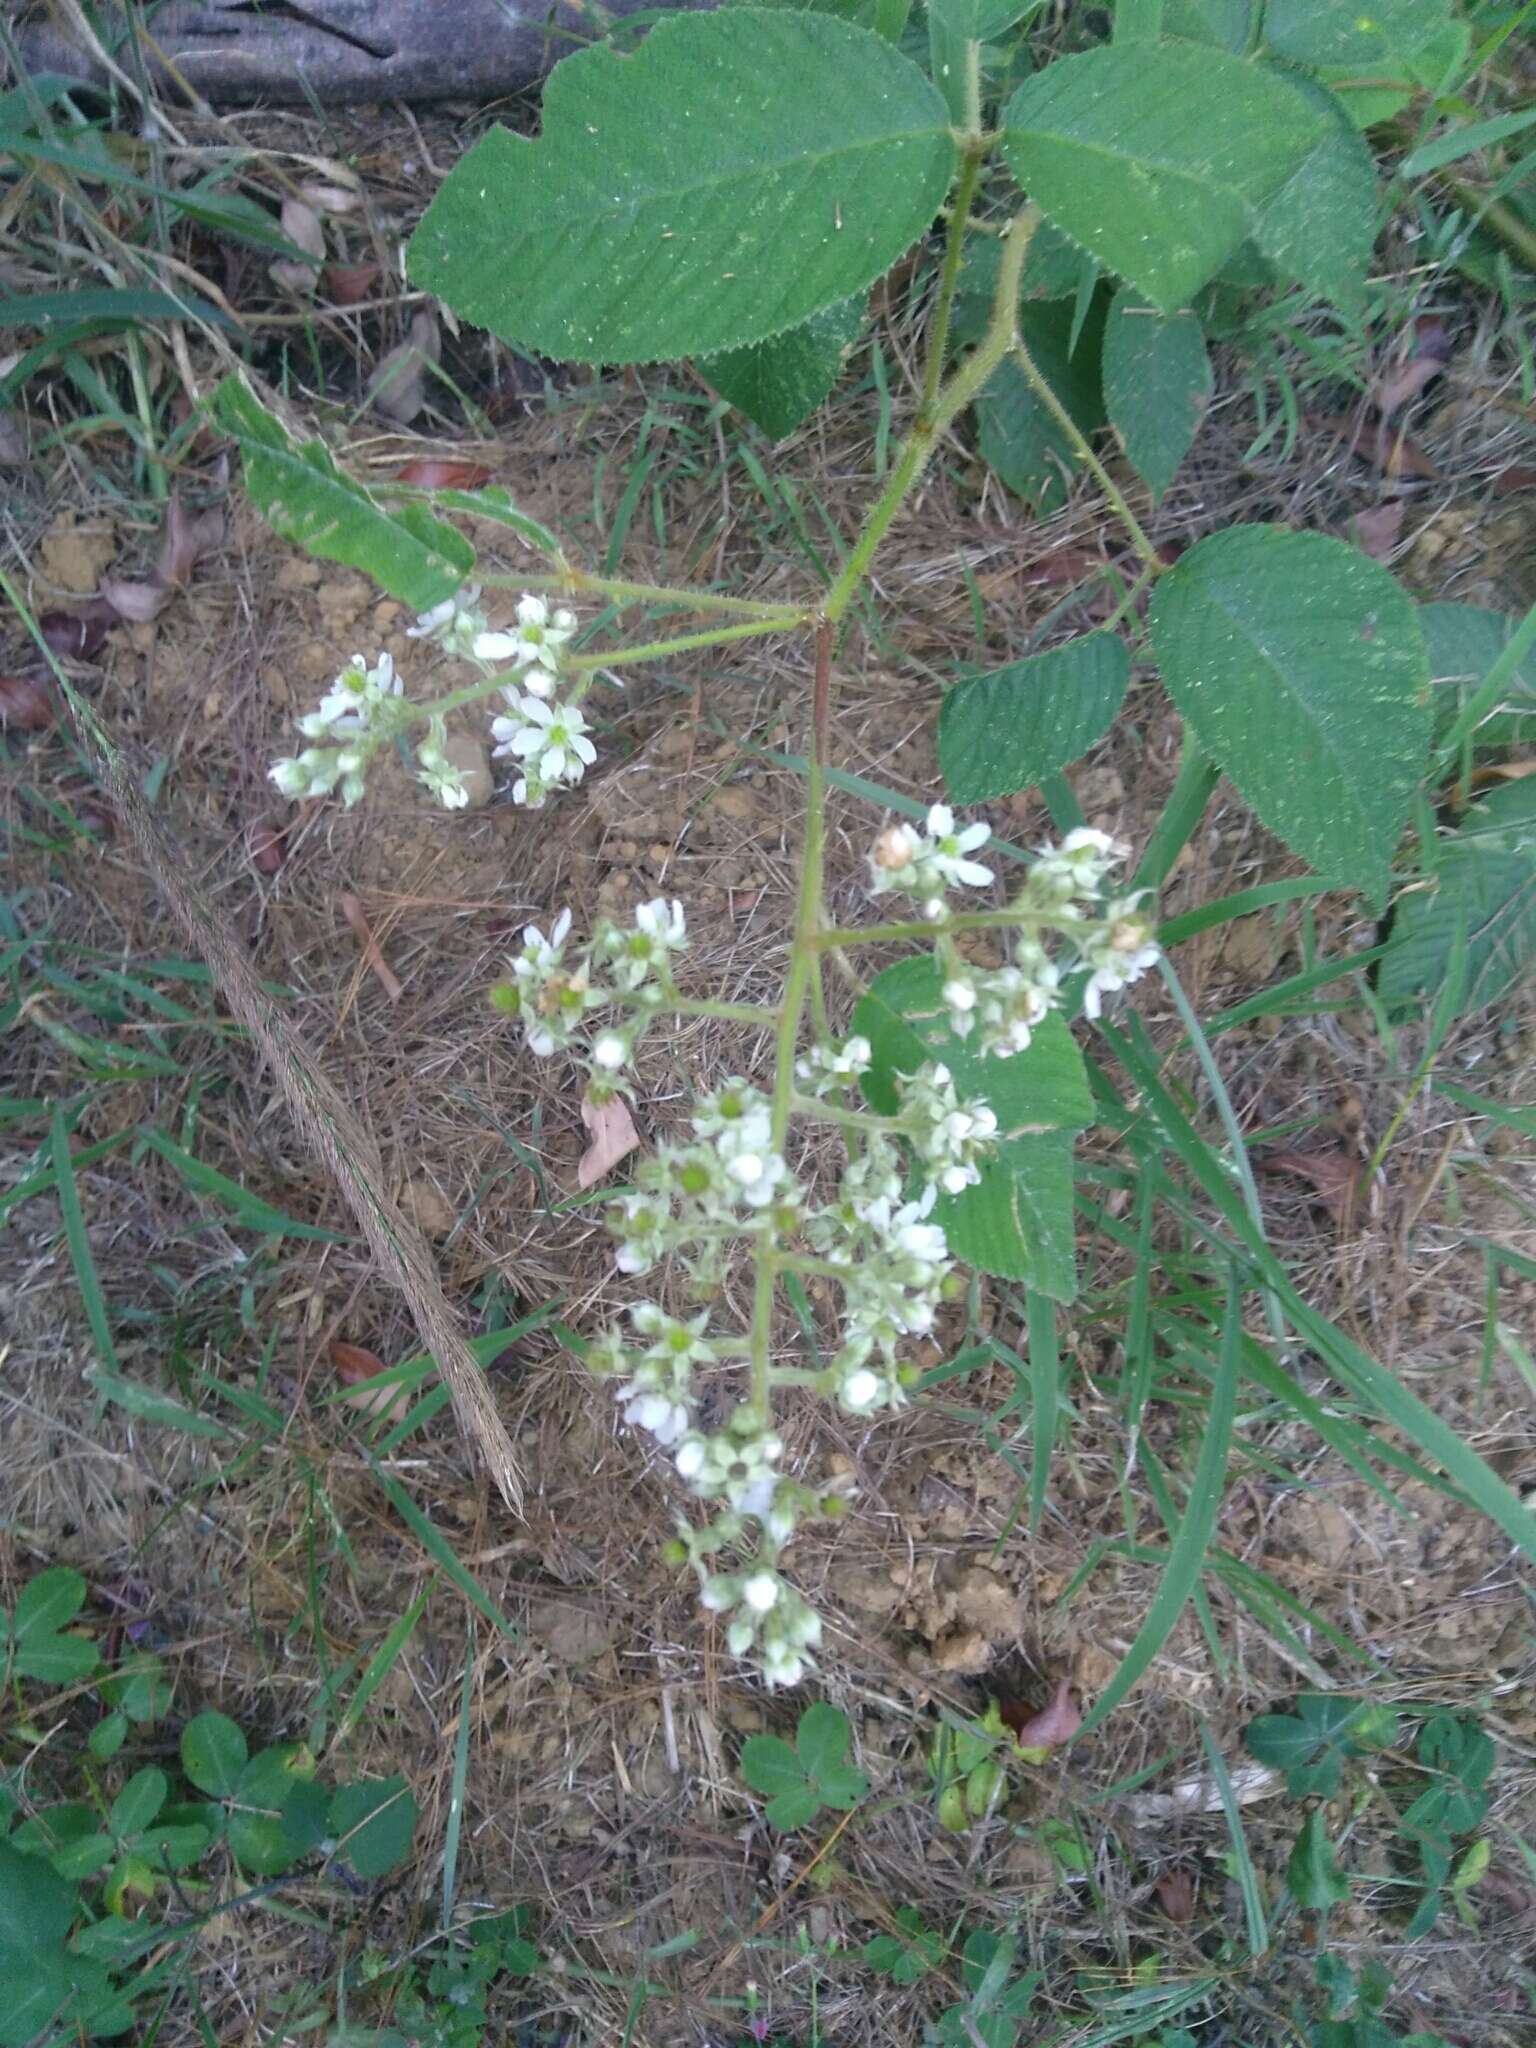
(701, 295), (864, 439)
(764, 1784), (822, 1830)
(975, 294), (1107, 511)
(796, 1701), (852, 1779)
(940, 633), (1130, 801)
(1264, 0), (1448, 69)
(739, 1733), (806, 1800)
(1422, 601), (1536, 752)
(403, 483), (561, 561)
(1102, 291), (1211, 498)
(408, 10), (956, 365)
(1287, 1810), (1350, 1910)
(181, 1711), (248, 1798)
(328, 1776), (419, 1879)
(1163, 0), (1255, 49)
(1001, 45), (1334, 311)
(1148, 526), (1430, 909)
(209, 374), (474, 611)
(1378, 780), (1536, 1012)
(815, 1761), (870, 1809)
(854, 957), (1091, 1296)
(1248, 78), (1377, 315)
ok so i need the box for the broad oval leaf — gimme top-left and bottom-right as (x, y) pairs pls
(1421, 601), (1536, 752)
(796, 1701), (853, 1779)
(701, 296), (865, 440)
(1248, 77), (1377, 316)
(11, 1566), (87, 1643)
(210, 375), (474, 612)
(1001, 45), (1333, 311)
(1102, 291), (1211, 499)
(181, 1710), (249, 1798)
(1264, 0), (1449, 69)
(939, 631), (1130, 802)
(1148, 526), (1430, 908)
(327, 1776), (419, 1879)
(408, 10), (956, 366)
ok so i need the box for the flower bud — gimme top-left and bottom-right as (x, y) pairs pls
(872, 823), (917, 870)
(488, 981), (519, 1014)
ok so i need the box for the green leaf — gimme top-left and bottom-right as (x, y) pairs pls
(109, 1769), (166, 1842)
(1102, 291), (1211, 499)
(1162, 0), (1255, 50)
(975, 295), (1107, 512)
(181, 1711), (248, 1798)
(49, 1835), (116, 1881)
(209, 374), (474, 612)
(88, 1714), (128, 1762)
(1247, 78), (1377, 316)
(1378, 780), (1536, 1013)
(228, 1746), (324, 1876)
(700, 296), (864, 439)
(408, 11), (956, 365)
(1001, 45), (1336, 312)
(1245, 1694), (1395, 1797)
(928, 0), (1042, 38)
(854, 957), (1092, 1294)
(1264, 0), (1448, 69)
(328, 1777), (419, 1879)
(940, 632), (1130, 803)
(795, 1701), (852, 1780)
(100, 1653), (170, 1727)
(739, 1733), (805, 1800)
(409, 484), (562, 561)
(1287, 1810), (1350, 1910)
(1422, 601), (1536, 754)
(1148, 526), (1430, 909)
(11, 1567), (86, 1644)
(0, 1839), (76, 1966)
(765, 1784), (822, 1831)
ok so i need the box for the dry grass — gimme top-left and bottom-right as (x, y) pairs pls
(4, 79), (1536, 2048)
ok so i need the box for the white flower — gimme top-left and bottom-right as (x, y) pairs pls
(623, 1392), (690, 1444)
(408, 588), (486, 656)
(741, 1572), (780, 1615)
(522, 665), (557, 700)
(842, 1368), (881, 1412)
(925, 804), (994, 889)
(1080, 901), (1159, 1020)
(416, 732), (469, 809)
(674, 1436), (707, 1482)
(500, 694), (597, 787)
(796, 1035), (873, 1096)
(591, 1030), (629, 1072)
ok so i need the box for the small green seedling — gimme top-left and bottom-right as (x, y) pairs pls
(0, 1567), (99, 1686)
(1246, 1694), (1399, 1797)
(933, 1929), (1039, 2048)
(740, 1702), (867, 1831)
(860, 1905), (944, 1985)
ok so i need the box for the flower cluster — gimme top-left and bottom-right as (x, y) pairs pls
(487, 812), (1159, 1690)
(270, 591), (599, 815)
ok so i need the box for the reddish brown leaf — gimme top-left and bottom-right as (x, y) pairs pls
(155, 492), (225, 589)
(1003, 1677), (1082, 1755)
(270, 196), (326, 295)
(40, 604), (114, 661)
(330, 1338), (411, 1425)
(97, 575), (171, 624)
(1372, 355), (1444, 417)
(393, 459), (494, 490)
(1258, 1146), (1362, 1221)
(1155, 1868), (1198, 1923)
(1491, 464), (1536, 497)
(248, 820), (289, 874)
(578, 1092), (641, 1189)
(338, 892), (404, 1002)
(1313, 412), (1439, 481)
(1352, 500), (1405, 562)
(0, 671), (57, 730)
(323, 261), (383, 306)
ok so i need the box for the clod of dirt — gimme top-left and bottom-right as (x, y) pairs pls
(525, 1595), (618, 1664)
(399, 1178), (456, 1237)
(901, 1558), (1025, 1673)
(441, 732), (493, 809)
(39, 515), (117, 595)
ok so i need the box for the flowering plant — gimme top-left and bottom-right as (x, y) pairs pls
(220, 0), (1536, 1697)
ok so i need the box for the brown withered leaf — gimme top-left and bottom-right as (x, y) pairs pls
(323, 261), (383, 307)
(270, 195), (326, 294)
(299, 178), (361, 215)
(366, 311), (440, 426)
(0, 672), (58, 730)
(338, 892), (404, 1002)
(1313, 412), (1438, 481)
(97, 492), (225, 626)
(330, 1339), (411, 1425)
(578, 1093), (641, 1189)
(1155, 1868), (1198, 1923)
(1352, 500), (1405, 562)
(1259, 1146), (1362, 1221)
(248, 819), (289, 874)
(1491, 464), (1536, 497)
(40, 603), (115, 661)
(1001, 1677), (1082, 1756)
(394, 458), (493, 490)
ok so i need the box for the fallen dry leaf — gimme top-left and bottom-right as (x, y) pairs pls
(338, 892), (404, 1002)
(1259, 1145), (1362, 1222)
(96, 492), (225, 626)
(1313, 412), (1438, 481)
(394, 458), (493, 490)
(299, 178), (361, 216)
(1002, 1677), (1082, 1756)
(322, 260), (383, 307)
(330, 1338), (411, 1425)
(248, 820), (289, 874)
(1491, 464), (1536, 497)
(578, 1092), (641, 1189)
(1155, 1868), (1198, 1923)
(40, 604), (114, 661)
(1352, 499), (1405, 562)
(0, 672), (57, 730)
(270, 195), (326, 294)
(366, 311), (440, 425)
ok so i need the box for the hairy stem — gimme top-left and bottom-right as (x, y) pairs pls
(481, 567), (807, 622)
(822, 204), (1039, 625)
(918, 86), (989, 420)
(1007, 335), (1167, 574)
(566, 616), (803, 670)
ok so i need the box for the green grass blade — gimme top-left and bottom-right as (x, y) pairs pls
(1197, 1716), (1269, 1956)
(1026, 1289), (1058, 1538)
(51, 1104), (117, 1371)
(441, 1613), (477, 1928)
(90, 1366), (232, 1439)
(335, 1588), (432, 1747)
(1077, 1276), (1239, 1736)
(366, 1458), (519, 1637)
(137, 1125), (349, 1240)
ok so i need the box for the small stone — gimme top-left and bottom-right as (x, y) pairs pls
(442, 732), (493, 809)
